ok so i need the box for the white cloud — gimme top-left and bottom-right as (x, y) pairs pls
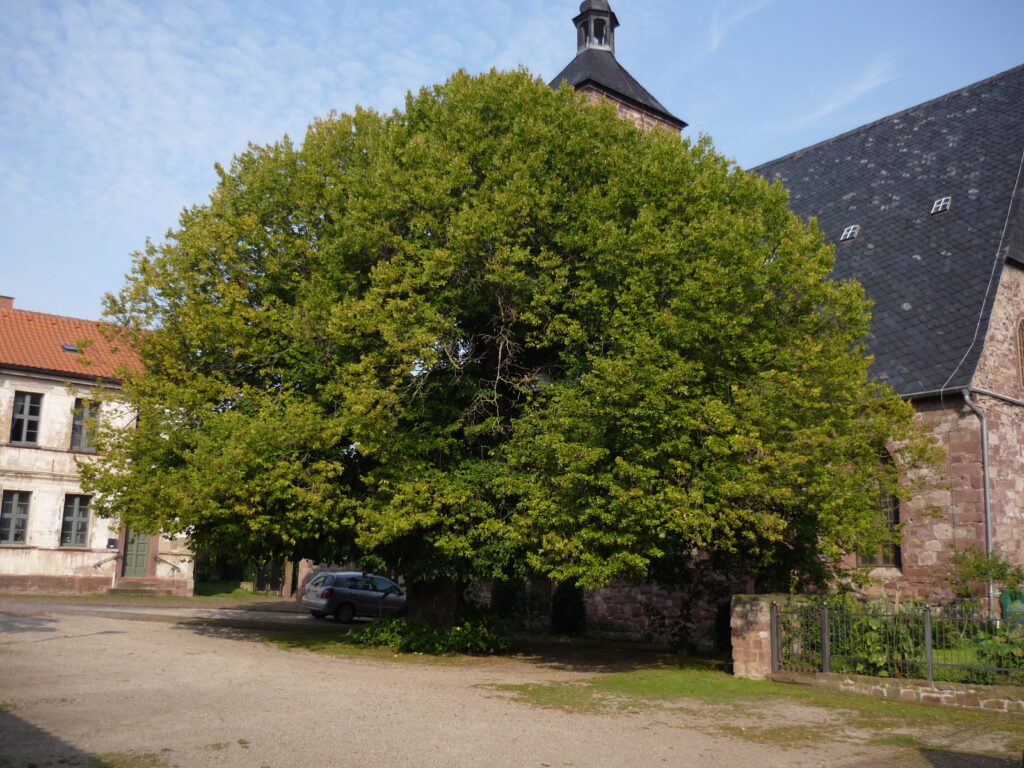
(708, 0), (773, 54)
(782, 55), (900, 130)
(0, 0), (568, 317)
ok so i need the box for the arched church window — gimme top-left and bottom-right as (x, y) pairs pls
(858, 453), (902, 569)
(578, 21), (588, 49)
(593, 18), (607, 46)
(1018, 318), (1024, 385)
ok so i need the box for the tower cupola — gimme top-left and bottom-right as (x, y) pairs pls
(575, 0), (619, 53)
(550, 1), (686, 133)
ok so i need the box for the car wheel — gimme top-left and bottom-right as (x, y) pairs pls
(335, 603), (355, 624)
(310, 610), (326, 619)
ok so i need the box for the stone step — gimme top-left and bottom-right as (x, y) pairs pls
(107, 584), (174, 597)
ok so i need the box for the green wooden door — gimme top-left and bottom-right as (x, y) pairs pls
(122, 528), (150, 577)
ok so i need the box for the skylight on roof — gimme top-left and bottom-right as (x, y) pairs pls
(61, 344), (79, 353)
(839, 225), (860, 242)
(931, 196), (952, 214)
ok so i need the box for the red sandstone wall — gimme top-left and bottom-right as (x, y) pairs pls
(578, 86), (680, 134)
(894, 399), (986, 598)
(970, 262), (1024, 568)
(859, 262), (1024, 600)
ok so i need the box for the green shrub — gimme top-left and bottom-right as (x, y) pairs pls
(972, 624), (1024, 685)
(352, 617), (512, 655)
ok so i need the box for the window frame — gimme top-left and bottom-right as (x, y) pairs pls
(839, 224), (860, 242)
(1017, 318), (1024, 389)
(60, 494), (91, 548)
(858, 455), (902, 569)
(0, 490), (31, 545)
(9, 391), (42, 445)
(70, 398), (99, 453)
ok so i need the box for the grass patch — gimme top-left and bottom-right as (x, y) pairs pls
(193, 581), (266, 598)
(490, 657), (1024, 758)
(0, 699), (14, 711)
(266, 629), (509, 666)
(85, 751), (170, 768)
(873, 733), (923, 748)
(266, 630), (433, 663)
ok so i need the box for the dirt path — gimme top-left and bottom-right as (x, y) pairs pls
(0, 607), (954, 767)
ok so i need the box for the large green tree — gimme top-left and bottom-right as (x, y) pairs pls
(83, 70), (936, 616)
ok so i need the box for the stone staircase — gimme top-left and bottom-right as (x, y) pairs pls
(106, 583), (175, 597)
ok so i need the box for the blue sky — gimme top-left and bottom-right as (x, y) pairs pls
(2, 0), (1023, 320)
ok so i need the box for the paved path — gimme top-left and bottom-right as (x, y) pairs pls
(0, 601), (987, 768)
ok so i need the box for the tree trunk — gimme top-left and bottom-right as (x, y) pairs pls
(405, 577), (464, 627)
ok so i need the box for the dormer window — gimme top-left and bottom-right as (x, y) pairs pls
(61, 344), (79, 353)
(840, 225), (860, 242)
(931, 196), (952, 214)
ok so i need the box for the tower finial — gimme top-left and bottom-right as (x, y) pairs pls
(574, 0), (619, 54)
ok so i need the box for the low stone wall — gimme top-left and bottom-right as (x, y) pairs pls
(773, 671), (1024, 714)
(0, 574), (112, 594)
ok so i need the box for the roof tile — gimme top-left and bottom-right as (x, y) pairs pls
(0, 308), (141, 381)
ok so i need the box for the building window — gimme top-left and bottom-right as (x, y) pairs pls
(593, 18), (607, 45)
(0, 490), (30, 544)
(9, 391), (42, 445)
(1018, 319), (1024, 386)
(70, 399), (99, 452)
(60, 495), (91, 547)
(931, 196), (952, 214)
(859, 457), (902, 569)
(839, 224), (860, 242)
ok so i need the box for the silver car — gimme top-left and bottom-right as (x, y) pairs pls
(300, 571), (406, 623)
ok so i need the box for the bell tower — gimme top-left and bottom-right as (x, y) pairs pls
(550, 1), (685, 134)
(575, 0), (618, 53)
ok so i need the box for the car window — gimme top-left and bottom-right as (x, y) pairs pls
(371, 576), (398, 593)
(310, 575), (327, 587)
(345, 576), (373, 591)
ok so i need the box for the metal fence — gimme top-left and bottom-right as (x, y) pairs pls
(771, 600), (1024, 686)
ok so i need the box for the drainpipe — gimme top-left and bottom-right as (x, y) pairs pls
(961, 388), (995, 617)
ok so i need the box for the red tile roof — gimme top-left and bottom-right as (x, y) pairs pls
(0, 307), (142, 381)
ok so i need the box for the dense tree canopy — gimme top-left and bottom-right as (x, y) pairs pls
(83, 70), (936, 600)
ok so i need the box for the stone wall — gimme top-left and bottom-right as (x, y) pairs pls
(971, 261), (1024, 569)
(773, 670), (1024, 715)
(852, 262), (1024, 598)
(578, 86), (680, 134)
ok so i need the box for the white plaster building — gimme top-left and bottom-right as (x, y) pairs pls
(0, 296), (193, 595)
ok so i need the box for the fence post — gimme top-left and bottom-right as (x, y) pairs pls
(923, 604), (934, 684)
(770, 601), (780, 674)
(821, 603), (831, 674)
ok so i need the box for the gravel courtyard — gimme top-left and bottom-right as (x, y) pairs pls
(0, 603), (1013, 768)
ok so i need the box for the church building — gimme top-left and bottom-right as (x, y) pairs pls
(551, 1), (1024, 630)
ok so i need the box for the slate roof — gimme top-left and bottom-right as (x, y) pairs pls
(549, 48), (686, 130)
(754, 64), (1024, 396)
(0, 307), (141, 381)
